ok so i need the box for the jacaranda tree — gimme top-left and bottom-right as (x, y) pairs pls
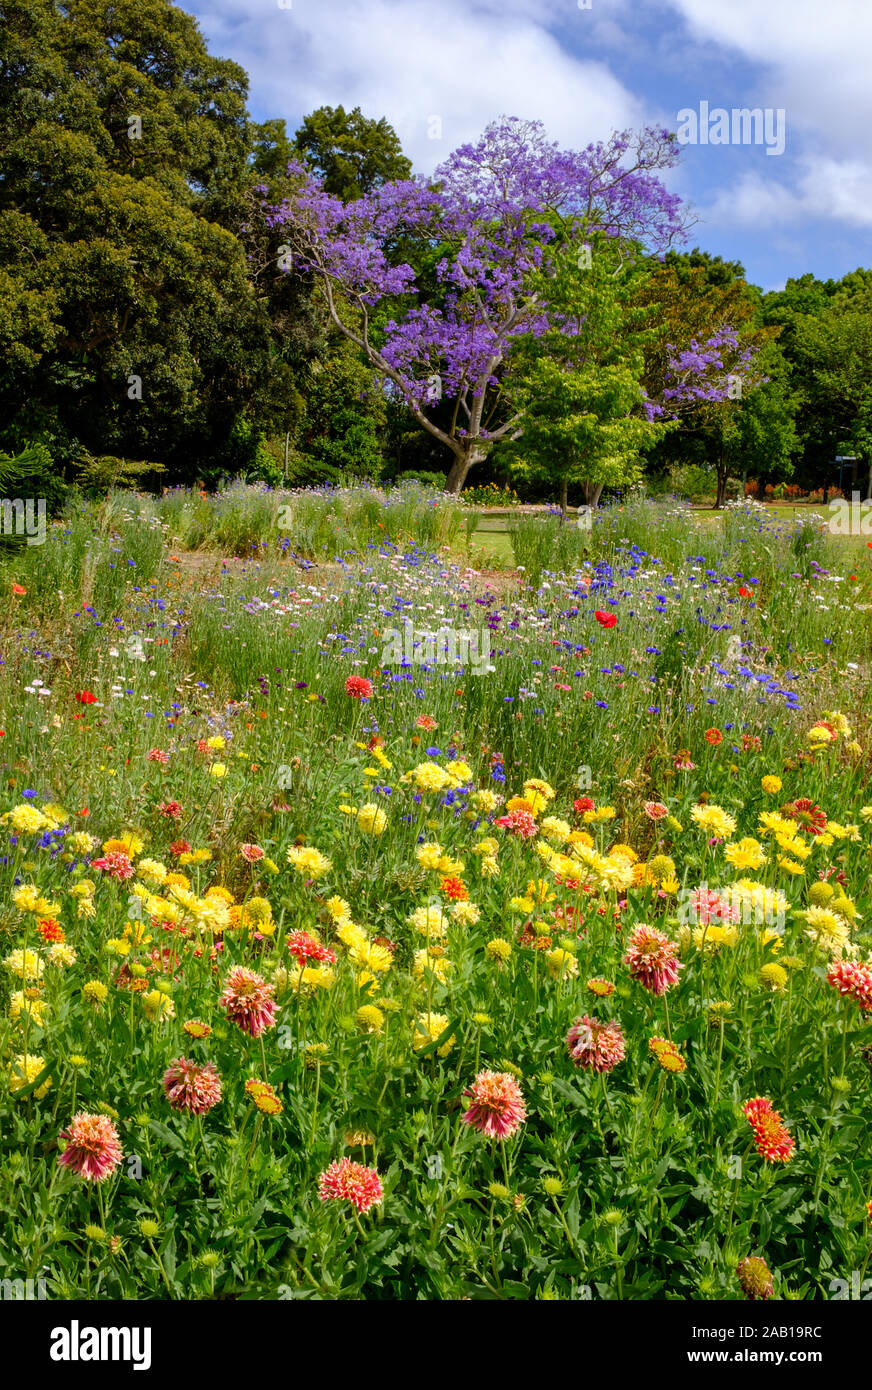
(267, 117), (764, 494)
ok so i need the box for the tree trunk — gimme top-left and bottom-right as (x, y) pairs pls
(444, 445), (487, 495)
(559, 477), (568, 515)
(715, 467), (727, 509)
(581, 481), (604, 507)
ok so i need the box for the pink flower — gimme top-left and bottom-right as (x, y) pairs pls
(624, 924), (683, 995)
(286, 930), (336, 965)
(494, 809), (538, 839)
(827, 959), (872, 1013)
(240, 843), (265, 863)
(462, 1070), (527, 1141)
(319, 1158), (384, 1214)
(57, 1112), (123, 1182)
(690, 888), (740, 926)
(415, 714), (438, 731)
(643, 801), (669, 820)
(345, 675), (373, 700)
(147, 748), (169, 764)
(162, 1057), (223, 1115)
(158, 800), (183, 820)
(567, 1015), (626, 1073)
(219, 966), (277, 1037)
(90, 851), (135, 882)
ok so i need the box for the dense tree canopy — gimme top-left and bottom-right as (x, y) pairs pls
(0, 0), (867, 502)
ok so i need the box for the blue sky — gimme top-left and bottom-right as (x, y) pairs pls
(190, 0), (872, 292)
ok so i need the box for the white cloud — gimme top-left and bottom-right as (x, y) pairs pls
(700, 157), (872, 232)
(193, 0), (644, 170)
(667, 0), (872, 148)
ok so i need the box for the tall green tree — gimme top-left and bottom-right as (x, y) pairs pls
(0, 0), (276, 476)
(294, 105), (412, 202)
(501, 235), (668, 509)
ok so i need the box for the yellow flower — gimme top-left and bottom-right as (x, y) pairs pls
(758, 811), (797, 838)
(480, 855), (499, 878)
(545, 947), (578, 980)
(450, 900), (480, 926)
(775, 833), (811, 860)
(208, 763), (227, 778)
(3, 949), (44, 982)
(7, 805), (50, 834)
(407, 905), (449, 939)
(326, 895), (352, 923)
(540, 816), (571, 844)
(137, 858), (168, 885)
(436, 855), (465, 876)
(801, 905), (852, 955)
(471, 790), (499, 814)
(446, 759), (473, 782)
(807, 724), (836, 746)
(47, 943), (76, 967)
(523, 778), (556, 802)
(778, 857), (806, 875)
(416, 842), (444, 870)
(142, 989), (175, 1022)
(103, 832), (144, 858)
(413, 1012), (454, 1056)
(286, 845), (332, 879)
(485, 938), (512, 962)
(410, 762), (455, 794)
(7, 1054), (51, 1099)
(759, 962), (788, 991)
(691, 803), (737, 838)
(724, 837), (766, 871)
(348, 940), (394, 975)
(9, 991), (47, 1025)
(356, 803), (387, 835)
(83, 980), (108, 1005)
(105, 938), (131, 956)
(413, 947), (452, 984)
(509, 895), (535, 913)
(206, 736), (226, 750)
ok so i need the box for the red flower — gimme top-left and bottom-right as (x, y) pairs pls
(574, 796), (595, 814)
(345, 675), (373, 700)
(594, 610), (617, 628)
(742, 1096), (794, 1163)
(737, 586), (751, 598)
(75, 691), (98, 705)
(11, 583), (26, 596)
(704, 728), (722, 746)
(318, 1158), (383, 1214)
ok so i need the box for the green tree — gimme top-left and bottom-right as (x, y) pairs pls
(0, 0), (277, 477)
(502, 235), (667, 509)
(294, 105), (412, 202)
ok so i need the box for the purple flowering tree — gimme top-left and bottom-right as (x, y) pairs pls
(266, 118), (759, 494)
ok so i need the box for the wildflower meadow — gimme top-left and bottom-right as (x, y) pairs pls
(2, 484), (872, 1305)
